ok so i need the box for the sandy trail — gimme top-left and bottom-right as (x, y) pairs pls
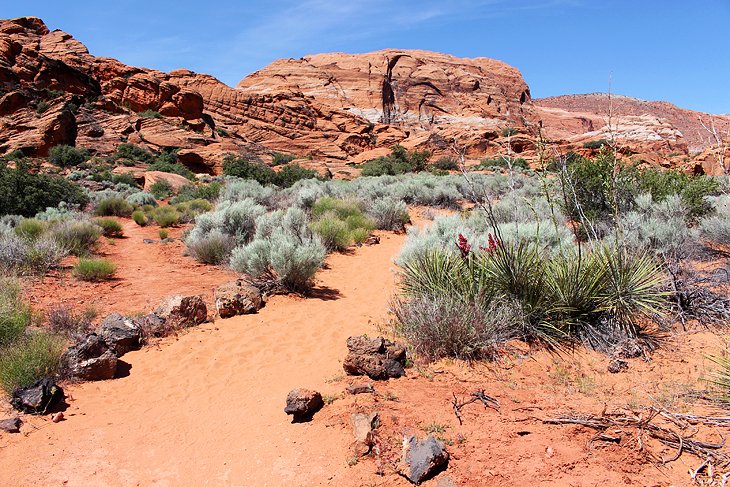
(0, 230), (405, 487)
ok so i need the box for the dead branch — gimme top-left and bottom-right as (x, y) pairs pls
(452, 390), (500, 425)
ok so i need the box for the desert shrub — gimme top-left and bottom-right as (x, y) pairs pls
(583, 139), (609, 149)
(14, 219), (47, 241)
(95, 197), (133, 217)
(310, 198), (375, 251)
(0, 279), (31, 348)
(158, 229), (169, 240)
(502, 127), (519, 137)
(476, 156), (530, 170)
(636, 168), (718, 220)
(150, 180), (173, 199)
(0, 160), (89, 217)
(0, 234), (66, 275)
(137, 110), (161, 119)
(171, 182), (221, 203)
(131, 210), (148, 226)
(150, 206), (180, 227)
(174, 199), (213, 223)
(127, 191), (157, 207)
(113, 143), (154, 163)
(275, 164), (319, 188)
(46, 305), (93, 341)
(148, 153), (195, 180)
(111, 172), (138, 187)
(48, 145), (90, 167)
(360, 144), (431, 176)
(49, 220), (101, 256)
(271, 152), (296, 166)
(367, 198), (410, 231)
(35, 101), (51, 114)
(700, 195), (730, 245)
(186, 229), (235, 264)
(230, 232), (325, 293)
(431, 157), (460, 171)
(72, 258), (117, 281)
(220, 178), (275, 206)
(0, 331), (64, 394)
(34, 202), (78, 221)
(94, 218), (123, 238)
(222, 156), (277, 185)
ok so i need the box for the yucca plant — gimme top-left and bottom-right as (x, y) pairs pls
(707, 354), (730, 401)
(400, 249), (475, 301)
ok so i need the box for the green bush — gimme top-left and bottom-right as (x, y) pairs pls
(0, 279), (30, 349)
(48, 145), (90, 167)
(95, 197), (133, 217)
(275, 164), (319, 188)
(0, 331), (64, 394)
(138, 110), (161, 119)
(636, 168), (718, 220)
(501, 127), (519, 137)
(310, 217), (351, 251)
(0, 160), (89, 217)
(368, 198), (410, 231)
(94, 218), (123, 238)
(171, 182), (222, 203)
(583, 139), (609, 149)
(222, 156), (276, 185)
(14, 219), (47, 241)
(174, 199), (213, 223)
(150, 180), (174, 199)
(271, 152), (296, 166)
(72, 258), (117, 281)
(360, 145), (431, 176)
(310, 198), (375, 251)
(111, 172), (138, 187)
(431, 157), (460, 171)
(158, 229), (169, 240)
(131, 210), (148, 226)
(186, 230), (235, 264)
(113, 143), (154, 163)
(151, 206), (180, 227)
(148, 151), (195, 180)
(49, 220), (101, 256)
(476, 156), (529, 170)
(36, 101), (51, 114)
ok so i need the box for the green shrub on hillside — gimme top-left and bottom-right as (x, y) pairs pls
(72, 258), (117, 281)
(95, 197), (133, 217)
(48, 145), (90, 167)
(360, 145), (431, 176)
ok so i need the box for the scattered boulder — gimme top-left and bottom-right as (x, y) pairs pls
(10, 378), (65, 414)
(351, 412), (379, 457)
(154, 295), (207, 329)
(61, 333), (118, 381)
(284, 388), (324, 423)
(134, 313), (169, 338)
(97, 313), (143, 356)
(0, 417), (22, 433)
(400, 435), (449, 484)
(608, 358), (629, 374)
(52, 412), (64, 423)
(215, 280), (263, 318)
(343, 336), (407, 380)
(346, 383), (375, 395)
(613, 338), (645, 359)
(142, 171), (192, 193)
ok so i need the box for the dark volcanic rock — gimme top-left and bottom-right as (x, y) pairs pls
(400, 435), (449, 484)
(284, 388), (324, 423)
(97, 312), (143, 356)
(61, 333), (118, 380)
(10, 378), (65, 414)
(343, 335), (406, 380)
(0, 417), (22, 433)
(608, 358), (629, 374)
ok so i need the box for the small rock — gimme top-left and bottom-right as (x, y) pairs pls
(284, 388), (324, 422)
(343, 335), (407, 380)
(215, 280), (263, 318)
(351, 412), (379, 456)
(97, 313), (143, 356)
(400, 435), (449, 484)
(0, 417), (22, 433)
(364, 235), (380, 246)
(155, 295), (207, 329)
(608, 358), (629, 374)
(61, 333), (118, 380)
(143, 239), (157, 244)
(11, 378), (65, 414)
(346, 383), (375, 395)
(52, 412), (64, 423)
(545, 446), (554, 458)
(436, 476), (457, 487)
(613, 339), (644, 359)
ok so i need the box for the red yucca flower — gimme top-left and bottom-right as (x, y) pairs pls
(479, 233), (502, 254)
(457, 233), (471, 258)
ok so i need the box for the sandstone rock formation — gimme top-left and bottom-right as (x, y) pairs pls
(2, 16), (727, 175)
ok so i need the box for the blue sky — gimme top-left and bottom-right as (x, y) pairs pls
(6, 1), (730, 113)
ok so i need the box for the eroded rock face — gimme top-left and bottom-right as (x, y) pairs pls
(343, 335), (407, 380)
(284, 388), (324, 423)
(10, 377), (65, 414)
(154, 295), (207, 329)
(61, 333), (118, 381)
(215, 280), (263, 318)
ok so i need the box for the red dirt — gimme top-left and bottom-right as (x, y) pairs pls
(23, 219), (237, 317)
(1, 213), (729, 486)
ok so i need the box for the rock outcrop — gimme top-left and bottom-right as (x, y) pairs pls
(61, 333), (118, 381)
(214, 280), (263, 318)
(154, 295), (207, 328)
(10, 377), (65, 414)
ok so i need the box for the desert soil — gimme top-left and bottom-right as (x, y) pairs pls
(0, 214), (728, 486)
